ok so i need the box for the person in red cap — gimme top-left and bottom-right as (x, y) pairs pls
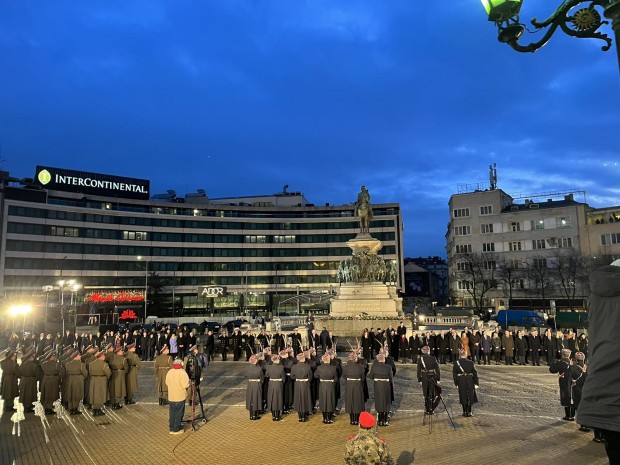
(344, 411), (394, 464)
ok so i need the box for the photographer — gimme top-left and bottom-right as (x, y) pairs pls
(183, 344), (206, 387)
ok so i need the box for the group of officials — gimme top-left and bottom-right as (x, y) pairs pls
(0, 339), (142, 417)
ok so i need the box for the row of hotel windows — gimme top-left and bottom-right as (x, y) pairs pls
(46, 197), (399, 220)
(7, 223), (395, 244)
(4, 258), (343, 272)
(8, 206), (396, 229)
(455, 238), (573, 254)
(3, 274), (338, 288)
(453, 218), (572, 236)
(6, 240), (397, 257)
(457, 279), (532, 290)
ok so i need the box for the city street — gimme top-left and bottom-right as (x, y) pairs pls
(0, 360), (607, 465)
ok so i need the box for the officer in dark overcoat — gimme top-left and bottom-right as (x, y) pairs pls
(282, 349), (296, 414)
(245, 354), (264, 420)
(265, 354), (284, 421)
(290, 352), (313, 422)
(550, 348), (575, 420)
(417, 345), (441, 415)
(342, 352), (366, 425)
(89, 351), (111, 416)
(368, 353), (393, 426)
(453, 348), (479, 417)
(39, 351), (64, 414)
(315, 353), (337, 424)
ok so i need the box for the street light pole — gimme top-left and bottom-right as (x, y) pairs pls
(481, 0), (620, 74)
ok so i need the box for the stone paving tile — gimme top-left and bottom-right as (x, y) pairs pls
(0, 360), (608, 465)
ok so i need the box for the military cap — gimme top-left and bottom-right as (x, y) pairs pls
(5, 349), (16, 359)
(575, 352), (585, 361)
(271, 354), (280, 363)
(321, 354), (331, 363)
(126, 343), (136, 350)
(115, 346), (124, 354)
(45, 351), (58, 360)
(296, 352), (306, 361)
(459, 348), (467, 357)
(188, 344), (197, 352)
(376, 353), (385, 363)
(359, 412), (376, 429)
(279, 350), (287, 357)
(263, 347), (271, 354)
(84, 344), (95, 352)
(421, 346), (431, 355)
(94, 351), (105, 358)
(23, 348), (35, 360)
(248, 354), (257, 364)
(105, 343), (114, 351)
(161, 344), (169, 352)
(348, 352), (358, 361)
(63, 346), (74, 353)
(561, 349), (572, 358)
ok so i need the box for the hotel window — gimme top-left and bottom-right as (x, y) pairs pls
(512, 278), (525, 289)
(509, 241), (522, 251)
(480, 205), (493, 215)
(481, 224), (493, 234)
(532, 220), (545, 230)
(456, 262), (471, 271)
(454, 225), (471, 236)
(483, 260), (496, 270)
(51, 226), (79, 237)
(123, 231), (148, 241)
(482, 243), (495, 252)
(244, 235), (267, 243)
(556, 217), (571, 228)
(457, 280), (472, 290)
(532, 239), (546, 250)
(455, 244), (472, 254)
(273, 235), (296, 243)
(453, 208), (470, 218)
(559, 237), (573, 248)
(511, 222), (521, 232)
(533, 258), (547, 269)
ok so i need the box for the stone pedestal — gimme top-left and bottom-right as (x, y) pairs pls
(330, 283), (402, 318)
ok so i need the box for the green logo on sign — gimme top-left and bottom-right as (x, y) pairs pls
(38, 169), (52, 185)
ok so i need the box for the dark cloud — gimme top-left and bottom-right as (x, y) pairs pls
(0, 1), (618, 257)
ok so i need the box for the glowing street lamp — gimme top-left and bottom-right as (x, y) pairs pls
(480, 0), (620, 72)
(8, 304), (32, 333)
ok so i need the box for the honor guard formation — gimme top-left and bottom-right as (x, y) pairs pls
(1, 302), (619, 465)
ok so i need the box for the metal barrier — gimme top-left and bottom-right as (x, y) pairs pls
(74, 313), (118, 327)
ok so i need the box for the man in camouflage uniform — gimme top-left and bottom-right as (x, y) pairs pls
(344, 411), (394, 464)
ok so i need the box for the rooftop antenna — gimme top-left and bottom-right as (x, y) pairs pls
(283, 184), (289, 193)
(489, 163), (497, 190)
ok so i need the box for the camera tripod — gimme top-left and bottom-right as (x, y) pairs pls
(422, 380), (456, 433)
(182, 380), (207, 431)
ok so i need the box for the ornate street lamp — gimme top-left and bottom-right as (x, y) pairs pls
(481, 0), (620, 70)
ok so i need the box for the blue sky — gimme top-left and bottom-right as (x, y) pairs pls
(1, 1), (618, 257)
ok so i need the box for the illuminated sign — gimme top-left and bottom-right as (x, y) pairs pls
(84, 290), (145, 303)
(119, 310), (138, 320)
(198, 286), (227, 298)
(34, 166), (150, 200)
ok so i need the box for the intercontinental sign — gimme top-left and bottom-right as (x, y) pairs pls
(35, 166), (150, 200)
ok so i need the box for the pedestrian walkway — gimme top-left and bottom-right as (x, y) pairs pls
(0, 362), (608, 465)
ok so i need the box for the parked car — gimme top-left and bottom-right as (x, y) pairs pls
(199, 321), (221, 333)
(492, 310), (547, 329)
(223, 319), (247, 333)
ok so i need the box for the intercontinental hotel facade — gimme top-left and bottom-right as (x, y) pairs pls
(0, 166), (404, 322)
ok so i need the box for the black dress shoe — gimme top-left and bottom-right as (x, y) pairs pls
(126, 400), (136, 405)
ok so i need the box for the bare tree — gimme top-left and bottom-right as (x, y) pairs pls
(454, 252), (497, 315)
(495, 257), (524, 305)
(551, 249), (588, 311)
(525, 254), (554, 309)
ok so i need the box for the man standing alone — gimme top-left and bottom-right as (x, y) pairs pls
(165, 358), (189, 435)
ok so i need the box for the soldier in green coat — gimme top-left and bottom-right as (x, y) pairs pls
(88, 351), (111, 416)
(63, 351), (88, 415)
(125, 343), (141, 404)
(109, 347), (128, 409)
(1, 350), (20, 412)
(82, 345), (97, 408)
(154, 345), (173, 405)
(344, 411), (394, 465)
(39, 351), (65, 414)
(19, 349), (40, 413)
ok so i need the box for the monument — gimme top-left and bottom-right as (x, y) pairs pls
(328, 186), (403, 319)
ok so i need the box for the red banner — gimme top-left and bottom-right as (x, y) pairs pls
(84, 290), (144, 303)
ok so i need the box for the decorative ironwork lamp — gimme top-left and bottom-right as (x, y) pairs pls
(481, 0), (620, 70)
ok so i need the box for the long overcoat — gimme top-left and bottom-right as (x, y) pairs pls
(1, 358), (20, 404)
(264, 363), (284, 411)
(282, 356), (296, 405)
(245, 364), (264, 411)
(290, 361), (313, 412)
(341, 361), (365, 414)
(549, 359), (572, 406)
(314, 363), (337, 412)
(154, 353), (172, 398)
(108, 354), (128, 403)
(367, 361), (393, 412)
(40, 359), (64, 409)
(88, 359), (112, 409)
(18, 359), (40, 409)
(453, 358), (479, 407)
(125, 351), (141, 397)
(64, 359), (88, 410)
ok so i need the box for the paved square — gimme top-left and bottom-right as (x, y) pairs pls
(0, 360), (607, 465)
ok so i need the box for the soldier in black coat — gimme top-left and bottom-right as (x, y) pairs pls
(417, 346), (441, 415)
(367, 354), (393, 426)
(282, 349), (296, 414)
(342, 352), (366, 425)
(271, 331), (285, 353)
(453, 349), (479, 416)
(204, 330), (215, 361)
(230, 328), (243, 361)
(289, 330), (302, 356)
(315, 354), (338, 423)
(290, 352), (313, 422)
(265, 355), (284, 421)
(245, 355), (264, 420)
(549, 349), (575, 421)
(218, 331), (229, 361)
